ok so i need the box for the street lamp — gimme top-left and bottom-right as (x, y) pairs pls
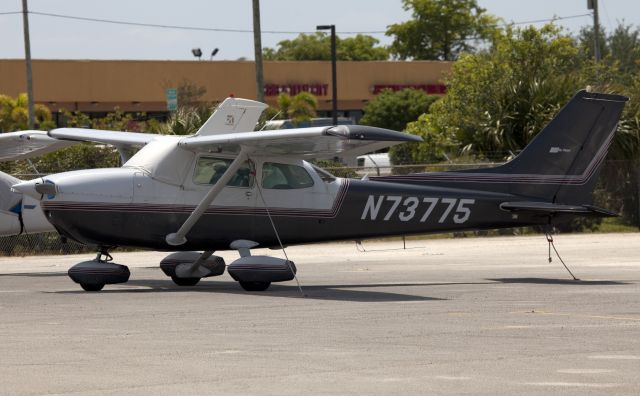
(191, 48), (203, 60)
(210, 48), (219, 60)
(316, 24), (337, 125)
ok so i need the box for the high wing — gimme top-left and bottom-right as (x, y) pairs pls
(49, 128), (157, 147)
(0, 131), (76, 161)
(0, 128), (159, 162)
(177, 125), (423, 159)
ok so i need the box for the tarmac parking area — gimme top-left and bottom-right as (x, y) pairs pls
(0, 233), (639, 394)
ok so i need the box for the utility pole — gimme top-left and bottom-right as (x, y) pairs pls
(252, 0), (265, 103)
(588, 0), (601, 62)
(21, 0), (35, 129)
(317, 25), (337, 125)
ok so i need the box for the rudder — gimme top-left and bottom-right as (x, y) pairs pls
(484, 90), (628, 204)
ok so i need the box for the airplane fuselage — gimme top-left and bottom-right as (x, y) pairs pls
(39, 166), (546, 251)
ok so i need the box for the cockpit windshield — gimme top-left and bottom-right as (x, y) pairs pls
(311, 164), (336, 182)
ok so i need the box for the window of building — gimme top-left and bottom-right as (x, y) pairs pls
(193, 157), (254, 187)
(262, 162), (314, 189)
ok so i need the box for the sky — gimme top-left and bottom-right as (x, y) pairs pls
(0, 0), (639, 61)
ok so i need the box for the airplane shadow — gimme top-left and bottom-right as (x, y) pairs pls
(51, 279), (454, 302)
(488, 277), (629, 285)
(12, 272), (631, 301)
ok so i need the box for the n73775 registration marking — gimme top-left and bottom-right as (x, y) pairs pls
(361, 195), (476, 223)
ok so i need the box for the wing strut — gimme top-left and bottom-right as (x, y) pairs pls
(165, 149), (248, 246)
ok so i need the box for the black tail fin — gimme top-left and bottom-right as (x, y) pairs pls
(374, 90), (627, 206)
(483, 90), (628, 204)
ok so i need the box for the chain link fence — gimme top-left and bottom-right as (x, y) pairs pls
(1, 159), (637, 256)
(0, 233), (92, 257)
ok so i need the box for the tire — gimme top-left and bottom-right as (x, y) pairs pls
(81, 283), (104, 292)
(171, 276), (201, 286)
(239, 281), (271, 291)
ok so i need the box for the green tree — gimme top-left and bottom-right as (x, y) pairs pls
(0, 93), (55, 132)
(386, 0), (498, 60)
(275, 92), (318, 126)
(263, 33), (388, 61)
(360, 88), (439, 132)
(393, 23), (640, 227)
(608, 23), (640, 74)
(579, 22), (640, 77)
(337, 34), (389, 61)
(359, 88), (440, 165)
(576, 23), (609, 61)
(405, 24), (583, 163)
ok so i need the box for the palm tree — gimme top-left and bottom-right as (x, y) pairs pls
(0, 93), (54, 132)
(276, 92), (317, 126)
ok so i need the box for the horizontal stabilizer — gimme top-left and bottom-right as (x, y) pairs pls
(500, 201), (617, 217)
(196, 97), (268, 136)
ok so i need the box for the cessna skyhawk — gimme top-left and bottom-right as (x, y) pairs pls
(0, 91), (628, 292)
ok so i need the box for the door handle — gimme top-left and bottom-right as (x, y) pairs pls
(245, 191), (252, 197)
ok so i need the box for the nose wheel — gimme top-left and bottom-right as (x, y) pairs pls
(68, 248), (130, 292)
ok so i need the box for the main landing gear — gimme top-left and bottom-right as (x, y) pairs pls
(67, 250), (130, 292)
(227, 240), (297, 292)
(159, 251), (226, 286)
(67, 243), (298, 293)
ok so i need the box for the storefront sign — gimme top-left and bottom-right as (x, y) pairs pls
(264, 83), (329, 97)
(371, 84), (447, 95)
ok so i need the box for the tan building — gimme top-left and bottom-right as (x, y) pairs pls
(0, 59), (451, 121)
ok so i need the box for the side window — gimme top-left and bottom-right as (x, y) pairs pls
(193, 157), (254, 187)
(262, 162), (314, 189)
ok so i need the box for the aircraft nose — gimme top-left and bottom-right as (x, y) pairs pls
(11, 178), (57, 200)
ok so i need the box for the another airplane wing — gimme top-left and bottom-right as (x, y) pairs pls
(49, 128), (157, 147)
(0, 131), (77, 161)
(178, 125), (423, 159)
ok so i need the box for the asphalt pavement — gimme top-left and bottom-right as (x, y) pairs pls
(0, 233), (639, 395)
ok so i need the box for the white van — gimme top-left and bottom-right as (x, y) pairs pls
(356, 153), (391, 176)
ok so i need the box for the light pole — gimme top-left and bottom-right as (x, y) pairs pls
(253, 0), (265, 102)
(21, 0), (35, 129)
(587, 0), (601, 62)
(317, 24), (337, 125)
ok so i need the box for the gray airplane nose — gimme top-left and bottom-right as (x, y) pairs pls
(11, 178), (57, 200)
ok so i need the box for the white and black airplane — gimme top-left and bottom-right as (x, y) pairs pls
(0, 90), (628, 292)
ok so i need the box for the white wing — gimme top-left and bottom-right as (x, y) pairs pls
(0, 131), (76, 161)
(177, 125), (423, 159)
(49, 128), (157, 146)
